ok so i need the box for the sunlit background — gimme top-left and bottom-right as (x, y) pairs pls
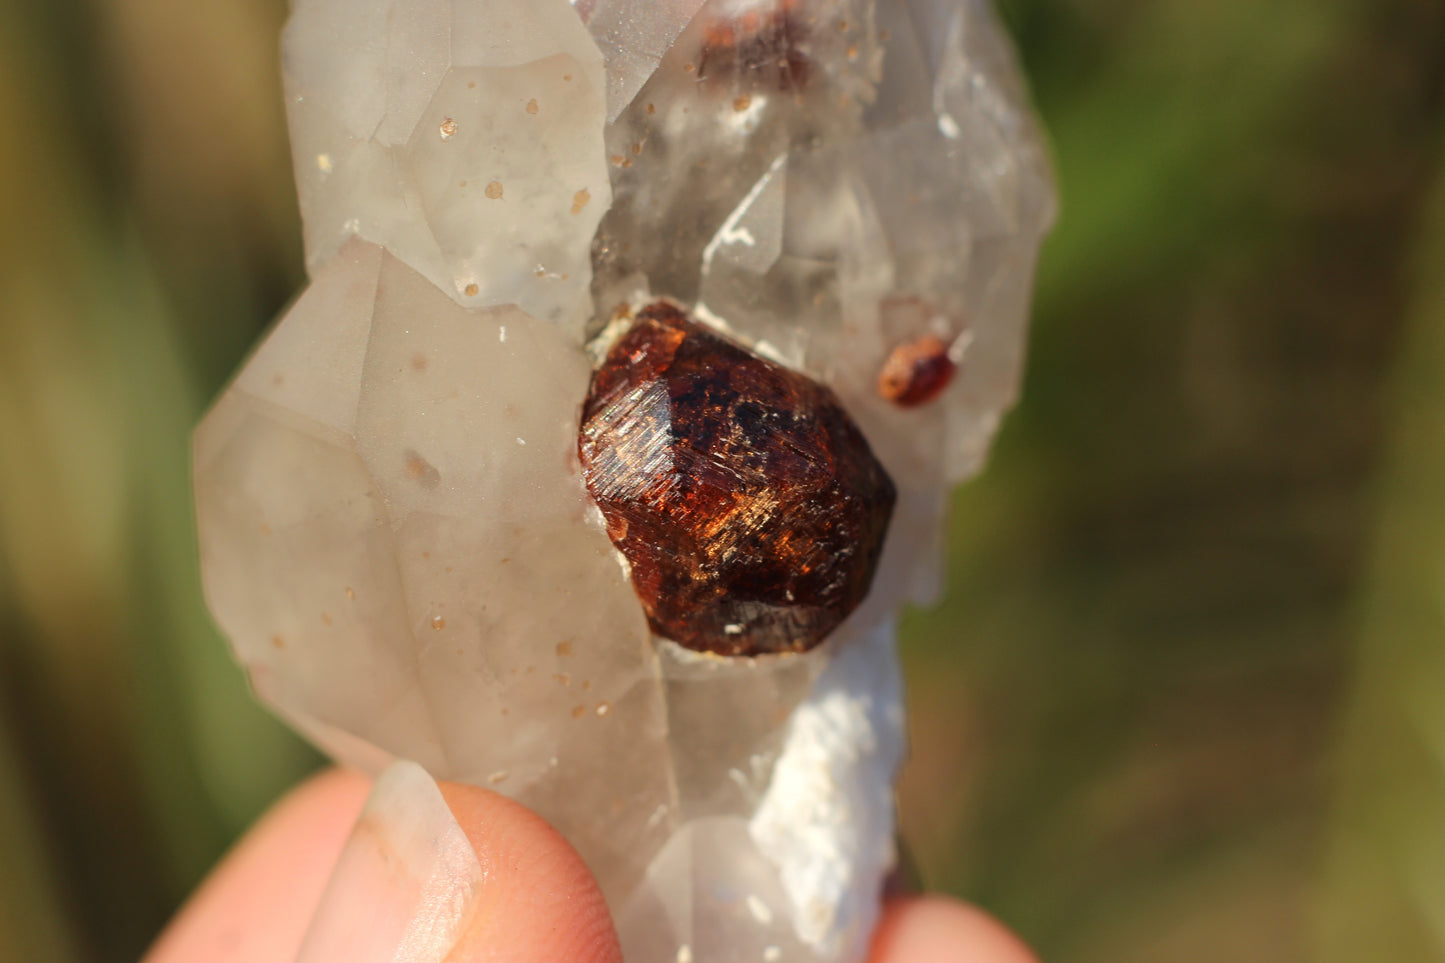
(1, 0), (1443, 960)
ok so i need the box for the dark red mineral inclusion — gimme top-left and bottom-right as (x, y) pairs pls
(578, 302), (896, 657)
(877, 335), (957, 408)
(697, 0), (811, 92)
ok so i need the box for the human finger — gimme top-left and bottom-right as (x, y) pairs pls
(144, 767), (371, 963)
(870, 896), (1039, 963)
(145, 763), (622, 963)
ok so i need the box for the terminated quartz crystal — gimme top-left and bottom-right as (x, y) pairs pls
(195, 1), (1054, 961)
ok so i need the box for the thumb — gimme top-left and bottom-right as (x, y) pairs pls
(295, 761), (621, 963)
(144, 763), (621, 963)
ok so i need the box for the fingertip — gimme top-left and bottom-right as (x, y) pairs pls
(871, 896), (1038, 963)
(438, 781), (622, 963)
(148, 766), (621, 963)
(145, 767), (371, 963)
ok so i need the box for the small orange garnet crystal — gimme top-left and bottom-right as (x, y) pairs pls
(578, 302), (896, 657)
(877, 334), (957, 408)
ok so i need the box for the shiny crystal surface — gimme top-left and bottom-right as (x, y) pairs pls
(579, 302), (895, 656)
(197, 1), (1055, 960)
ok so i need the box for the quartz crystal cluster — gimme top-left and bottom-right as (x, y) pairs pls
(194, 0), (1054, 960)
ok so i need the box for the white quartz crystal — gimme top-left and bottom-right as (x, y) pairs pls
(198, 1), (1053, 960)
(284, 0), (612, 327)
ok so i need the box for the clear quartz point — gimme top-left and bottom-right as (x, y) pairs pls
(195, 0), (1054, 960)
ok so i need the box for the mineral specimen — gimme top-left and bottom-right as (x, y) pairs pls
(579, 302), (896, 657)
(195, 0), (1055, 960)
(877, 333), (958, 408)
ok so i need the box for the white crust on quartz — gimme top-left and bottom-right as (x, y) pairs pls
(751, 620), (905, 959)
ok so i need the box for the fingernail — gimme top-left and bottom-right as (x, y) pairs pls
(295, 760), (482, 963)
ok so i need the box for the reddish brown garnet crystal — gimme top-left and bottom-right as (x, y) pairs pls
(579, 302), (896, 657)
(877, 335), (958, 408)
(697, 0), (811, 92)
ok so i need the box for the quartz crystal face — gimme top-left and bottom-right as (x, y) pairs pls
(579, 302), (896, 656)
(197, 0), (1055, 960)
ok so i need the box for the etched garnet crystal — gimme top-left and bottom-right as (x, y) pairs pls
(697, 0), (812, 92)
(579, 302), (896, 657)
(877, 334), (958, 408)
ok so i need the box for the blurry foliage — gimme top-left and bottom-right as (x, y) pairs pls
(0, 0), (1441, 961)
(1314, 108), (1445, 962)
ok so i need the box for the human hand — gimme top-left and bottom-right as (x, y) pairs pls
(145, 764), (1037, 963)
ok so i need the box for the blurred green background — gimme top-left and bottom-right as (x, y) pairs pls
(1, 0), (1443, 960)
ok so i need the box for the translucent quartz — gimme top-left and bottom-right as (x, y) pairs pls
(283, 0), (611, 325)
(197, 1), (1054, 960)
